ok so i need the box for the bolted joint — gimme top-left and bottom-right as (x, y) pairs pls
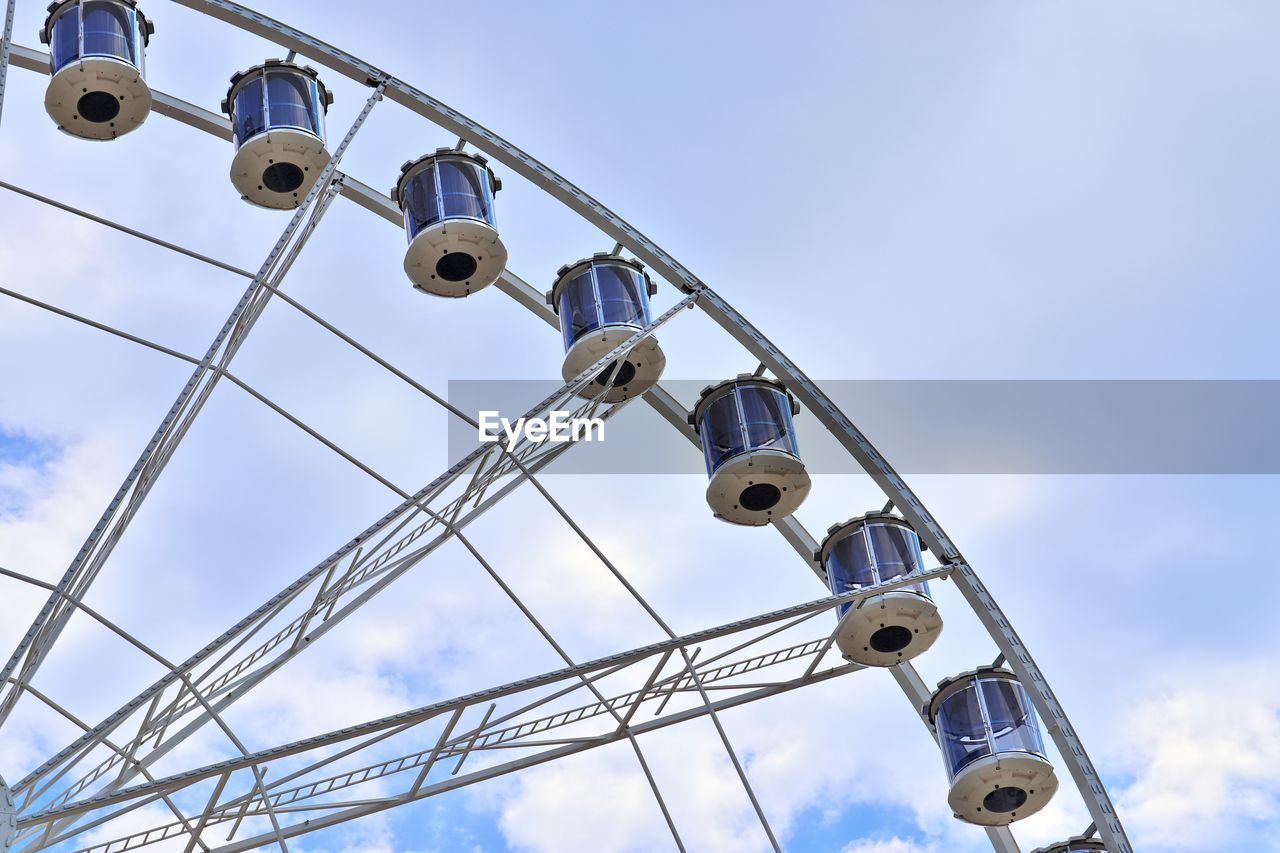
(0, 777), (14, 853)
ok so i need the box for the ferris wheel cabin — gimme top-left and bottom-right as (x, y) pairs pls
(392, 149), (507, 297)
(40, 0), (155, 139)
(222, 60), (333, 209)
(818, 512), (942, 666)
(690, 376), (811, 525)
(927, 667), (1059, 826)
(1030, 838), (1108, 853)
(548, 254), (666, 402)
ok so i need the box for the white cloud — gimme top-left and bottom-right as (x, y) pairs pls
(1113, 662), (1280, 850)
(841, 838), (937, 853)
(490, 733), (768, 853)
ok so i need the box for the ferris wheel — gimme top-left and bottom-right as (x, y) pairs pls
(0, 2), (1133, 851)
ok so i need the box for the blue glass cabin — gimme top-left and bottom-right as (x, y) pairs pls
(690, 377), (801, 477)
(42, 0), (153, 76)
(222, 60), (331, 150)
(393, 150), (500, 243)
(929, 668), (1048, 783)
(820, 513), (931, 616)
(550, 255), (656, 353)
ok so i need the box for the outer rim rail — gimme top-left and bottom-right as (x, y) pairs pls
(3, 2), (1129, 847)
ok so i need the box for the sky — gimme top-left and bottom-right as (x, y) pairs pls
(2, 1), (1280, 852)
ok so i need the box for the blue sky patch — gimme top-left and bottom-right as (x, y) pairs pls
(0, 427), (61, 515)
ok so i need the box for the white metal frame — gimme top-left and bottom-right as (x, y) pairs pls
(0, 2), (1130, 850)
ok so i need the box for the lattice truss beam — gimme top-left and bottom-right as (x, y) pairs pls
(10, 569), (951, 853)
(0, 1), (1130, 851)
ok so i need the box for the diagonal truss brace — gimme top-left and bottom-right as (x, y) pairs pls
(17, 567), (950, 853)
